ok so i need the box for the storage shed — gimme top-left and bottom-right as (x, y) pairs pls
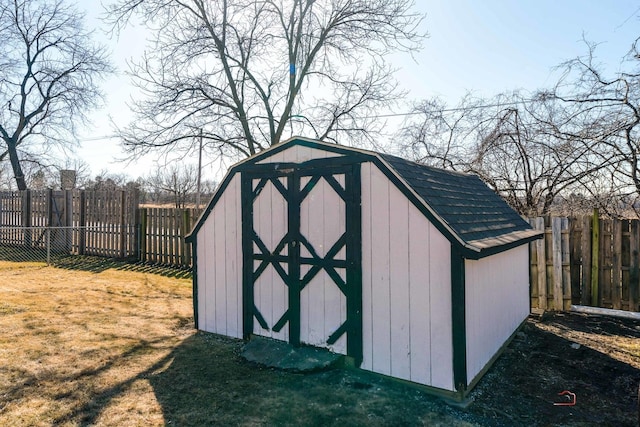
(187, 137), (542, 400)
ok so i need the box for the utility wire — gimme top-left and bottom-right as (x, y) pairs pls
(362, 98), (538, 119)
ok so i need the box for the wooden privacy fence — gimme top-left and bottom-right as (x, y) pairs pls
(139, 208), (200, 266)
(0, 190), (202, 267)
(530, 214), (640, 312)
(0, 189), (139, 258)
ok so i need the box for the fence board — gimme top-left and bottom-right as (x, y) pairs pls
(535, 217), (547, 310)
(581, 216), (592, 306)
(631, 221), (639, 312)
(552, 217), (563, 310)
(612, 219), (622, 309)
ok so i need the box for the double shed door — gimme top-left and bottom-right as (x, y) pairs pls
(241, 160), (362, 364)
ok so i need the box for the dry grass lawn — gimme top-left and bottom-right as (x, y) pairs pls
(0, 259), (480, 426)
(0, 260), (193, 426)
(1, 259), (638, 426)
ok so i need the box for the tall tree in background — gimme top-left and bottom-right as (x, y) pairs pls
(107, 0), (425, 161)
(145, 163), (199, 208)
(0, 0), (111, 190)
(548, 40), (640, 211)
(400, 91), (611, 216)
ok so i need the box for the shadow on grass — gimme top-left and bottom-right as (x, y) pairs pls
(0, 245), (192, 279)
(146, 333), (488, 426)
(39, 320), (640, 426)
(48, 332), (482, 426)
(53, 255), (192, 279)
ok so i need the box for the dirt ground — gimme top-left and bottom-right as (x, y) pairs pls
(468, 311), (640, 426)
(0, 259), (639, 426)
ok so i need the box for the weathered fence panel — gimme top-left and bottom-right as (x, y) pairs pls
(138, 207), (200, 267)
(0, 189), (139, 258)
(530, 215), (640, 312)
(3, 191), (640, 307)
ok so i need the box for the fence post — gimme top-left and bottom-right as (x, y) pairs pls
(22, 190), (32, 247)
(64, 190), (73, 254)
(581, 216), (592, 305)
(569, 218), (582, 305)
(139, 208), (147, 263)
(535, 217), (547, 310)
(46, 227), (51, 265)
(552, 217), (563, 310)
(182, 209), (191, 267)
(612, 219), (622, 310)
(120, 190), (126, 258)
(79, 191), (86, 255)
(631, 220), (639, 312)
(591, 209), (600, 307)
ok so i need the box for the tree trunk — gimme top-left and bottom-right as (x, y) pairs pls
(7, 138), (27, 190)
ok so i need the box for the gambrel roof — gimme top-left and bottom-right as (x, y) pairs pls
(188, 137), (541, 258)
(378, 153), (539, 252)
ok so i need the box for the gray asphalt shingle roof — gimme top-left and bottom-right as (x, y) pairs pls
(379, 153), (539, 249)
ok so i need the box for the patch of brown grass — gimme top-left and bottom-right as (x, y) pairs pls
(0, 260), (483, 426)
(0, 262), (192, 426)
(4, 260), (637, 426)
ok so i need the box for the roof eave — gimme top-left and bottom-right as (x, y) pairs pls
(462, 229), (544, 259)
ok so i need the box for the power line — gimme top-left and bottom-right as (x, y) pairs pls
(362, 98), (537, 119)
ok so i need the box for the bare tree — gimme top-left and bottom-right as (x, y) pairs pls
(398, 94), (492, 171)
(145, 163), (199, 208)
(547, 40), (640, 215)
(0, 0), (112, 190)
(106, 0), (425, 161)
(399, 91), (609, 216)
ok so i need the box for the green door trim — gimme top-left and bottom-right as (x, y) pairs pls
(241, 159), (362, 365)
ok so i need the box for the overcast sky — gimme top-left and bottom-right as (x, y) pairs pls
(74, 0), (640, 180)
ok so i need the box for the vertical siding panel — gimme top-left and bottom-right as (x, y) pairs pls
(253, 181), (271, 336)
(465, 245), (529, 381)
(225, 177), (240, 338)
(299, 176), (312, 346)
(323, 175), (347, 354)
(197, 230), (208, 330)
(428, 223), (453, 391)
(388, 185), (411, 381)
(302, 179), (325, 345)
(370, 166), (391, 376)
(214, 194), (227, 335)
(234, 179), (244, 338)
(360, 163), (374, 372)
(235, 178), (243, 338)
(203, 217), (217, 332)
(408, 207), (431, 385)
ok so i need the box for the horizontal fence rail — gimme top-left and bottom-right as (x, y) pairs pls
(0, 225), (137, 265)
(530, 215), (640, 313)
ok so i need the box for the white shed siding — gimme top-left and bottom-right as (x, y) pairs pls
(256, 144), (343, 164)
(196, 174), (243, 338)
(252, 177), (289, 341)
(361, 162), (454, 391)
(465, 244), (529, 381)
(299, 175), (348, 354)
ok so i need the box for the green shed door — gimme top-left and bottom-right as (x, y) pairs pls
(241, 160), (362, 365)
